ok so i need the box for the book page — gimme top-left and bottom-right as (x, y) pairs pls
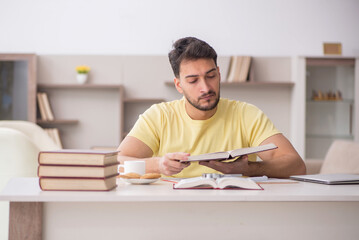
(217, 177), (262, 189)
(174, 177), (217, 189)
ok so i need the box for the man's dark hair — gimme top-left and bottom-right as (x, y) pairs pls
(168, 37), (217, 78)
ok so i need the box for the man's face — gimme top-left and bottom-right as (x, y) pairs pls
(175, 58), (220, 111)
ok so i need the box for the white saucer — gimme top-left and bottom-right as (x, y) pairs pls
(121, 178), (159, 185)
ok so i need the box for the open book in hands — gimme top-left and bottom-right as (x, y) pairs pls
(181, 143), (277, 162)
(173, 177), (262, 190)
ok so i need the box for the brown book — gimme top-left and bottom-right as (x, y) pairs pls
(227, 56), (244, 82)
(226, 56), (238, 82)
(38, 149), (119, 166)
(238, 56), (251, 82)
(233, 56), (244, 82)
(37, 93), (48, 120)
(52, 128), (63, 148)
(41, 92), (55, 121)
(38, 163), (118, 178)
(44, 128), (62, 148)
(44, 128), (52, 140)
(39, 175), (118, 191)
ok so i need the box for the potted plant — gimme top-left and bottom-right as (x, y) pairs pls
(76, 65), (91, 84)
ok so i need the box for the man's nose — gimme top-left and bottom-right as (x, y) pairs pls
(199, 79), (210, 93)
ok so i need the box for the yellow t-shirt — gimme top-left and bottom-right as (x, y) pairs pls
(128, 98), (280, 178)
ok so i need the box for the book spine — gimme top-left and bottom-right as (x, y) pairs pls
(38, 173), (119, 180)
(37, 92), (48, 120)
(38, 178), (44, 190)
(39, 150), (120, 155)
(234, 56), (243, 82)
(41, 92), (54, 120)
(38, 162), (119, 168)
(53, 128), (63, 148)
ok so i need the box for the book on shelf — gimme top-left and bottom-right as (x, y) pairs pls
(238, 56), (251, 82)
(173, 176), (262, 190)
(39, 175), (118, 191)
(181, 143), (277, 162)
(52, 128), (63, 148)
(40, 92), (55, 121)
(44, 128), (63, 149)
(226, 56), (251, 82)
(38, 163), (119, 178)
(226, 56), (239, 82)
(37, 93), (48, 120)
(38, 149), (120, 166)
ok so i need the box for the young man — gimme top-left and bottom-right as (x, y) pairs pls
(118, 37), (306, 178)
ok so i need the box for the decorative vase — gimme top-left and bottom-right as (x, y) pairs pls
(76, 73), (88, 84)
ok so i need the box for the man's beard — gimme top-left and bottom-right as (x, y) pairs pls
(184, 90), (220, 111)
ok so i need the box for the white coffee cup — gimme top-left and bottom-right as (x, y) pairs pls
(119, 161), (146, 175)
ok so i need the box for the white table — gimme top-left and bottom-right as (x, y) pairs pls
(1, 177), (359, 240)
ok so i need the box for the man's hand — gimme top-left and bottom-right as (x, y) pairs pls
(199, 155), (249, 175)
(159, 152), (191, 176)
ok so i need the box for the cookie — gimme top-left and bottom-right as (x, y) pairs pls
(120, 172), (142, 179)
(140, 173), (161, 179)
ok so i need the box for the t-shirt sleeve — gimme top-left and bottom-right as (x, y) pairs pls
(127, 104), (162, 154)
(242, 103), (281, 147)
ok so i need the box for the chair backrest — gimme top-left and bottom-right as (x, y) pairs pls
(0, 121), (61, 240)
(320, 140), (359, 174)
(0, 120), (60, 150)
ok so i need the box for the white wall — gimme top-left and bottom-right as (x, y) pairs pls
(1, 0), (358, 56)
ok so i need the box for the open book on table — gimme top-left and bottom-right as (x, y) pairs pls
(181, 143), (277, 162)
(173, 177), (262, 190)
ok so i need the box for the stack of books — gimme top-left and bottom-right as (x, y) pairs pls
(38, 149), (119, 191)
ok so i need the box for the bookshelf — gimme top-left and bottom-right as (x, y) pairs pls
(37, 84), (123, 89)
(36, 84), (124, 149)
(124, 98), (165, 103)
(165, 56), (294, 87)
(164, 81), (294, 87)
(305, 57), (357, 159)
(36, 119), (79, 125)
(33, 55), (336, 157)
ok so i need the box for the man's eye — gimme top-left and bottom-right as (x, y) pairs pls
(207, 75), (215, 79)
(189, 79), (198, 84)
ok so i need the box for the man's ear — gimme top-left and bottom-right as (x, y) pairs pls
(174, 77), (183, 94)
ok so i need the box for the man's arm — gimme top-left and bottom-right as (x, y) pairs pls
(199, 133), (306, 178)
(117, 136), (190, 176)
